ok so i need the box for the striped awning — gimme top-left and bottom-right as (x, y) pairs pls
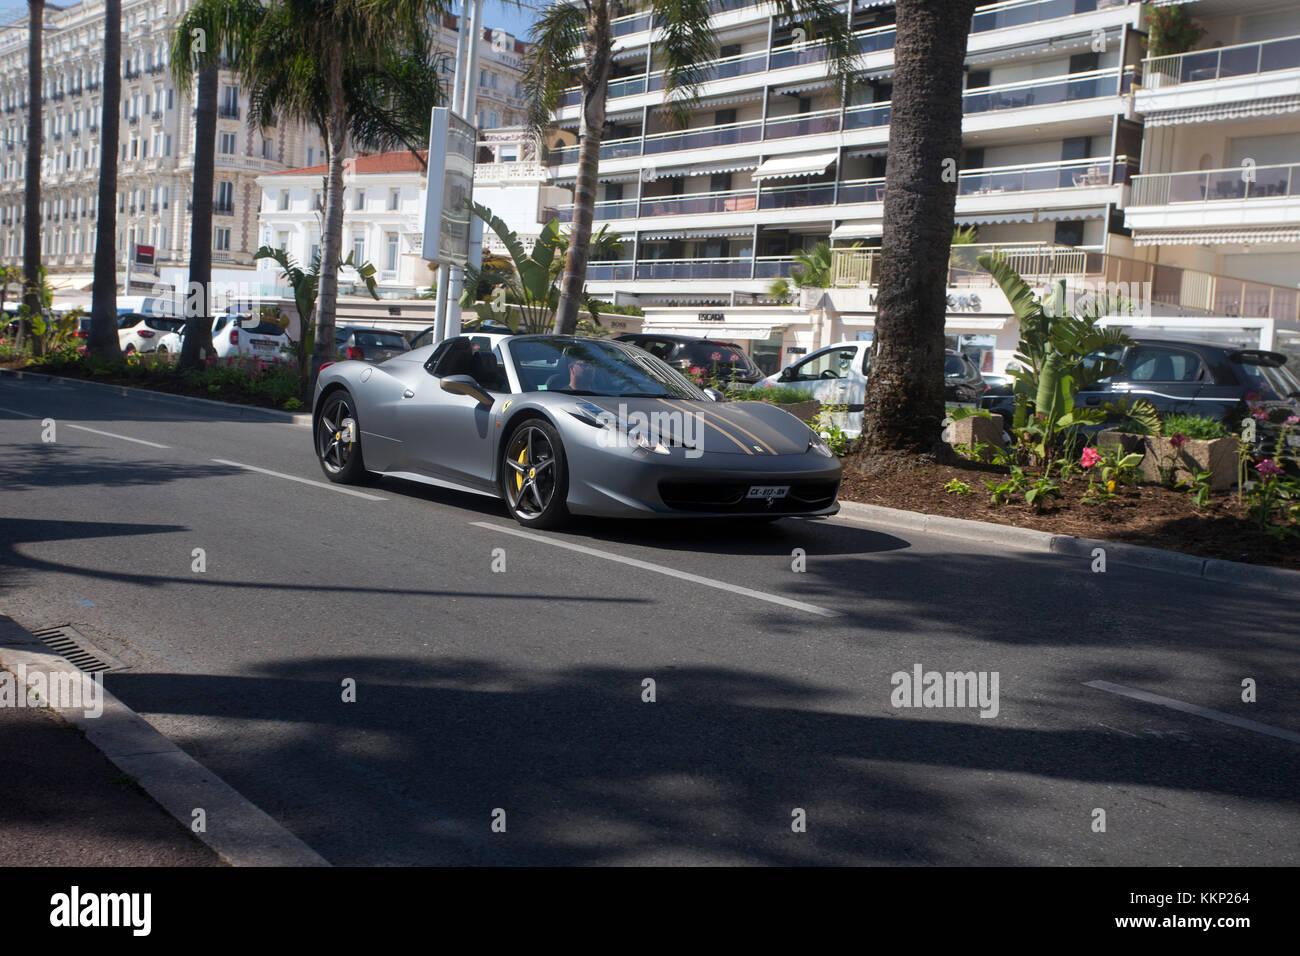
(753, 151), (838, 181)
(643, 160), (759, 180)
(1133, 227), (1300, 246)
(1144, 95), (1300, 127)
(830, 220), (883, 238)
(955, 211), (1035, 225)
(1036, 206), (1104, 222)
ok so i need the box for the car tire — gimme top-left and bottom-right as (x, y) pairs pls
(316, 388), (370, 484)
(501, 418), (570, 529)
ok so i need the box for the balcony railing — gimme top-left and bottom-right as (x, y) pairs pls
(1143, 32), (1300, 87)
(548, 69), (1128, 167)
(218, 104), (241, 119)
(586, 256), (796, 281)
(832, 243), (1300, 322)
(558, 156), (1129, 224)
(1131, 162), (1300, 205)
(214, 203), (235, 216)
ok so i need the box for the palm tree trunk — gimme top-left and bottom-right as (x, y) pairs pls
(89, 0), (123, 360)
(19, 0), (44, 348)
(858, 0), (977, 457)
(313, 47), (347, 378)
(552, 6), (612, 335)
(179, 64), (218, 370)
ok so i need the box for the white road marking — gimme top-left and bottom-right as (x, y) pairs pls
(471, 521), (840, 618)
(66, 423), (170, 449)
(1085, 680), (1300, 745)
(212, 458), (387, 501)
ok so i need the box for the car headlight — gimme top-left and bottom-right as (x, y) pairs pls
(629, 427), (670, 455)
(808, 433), (834, 457)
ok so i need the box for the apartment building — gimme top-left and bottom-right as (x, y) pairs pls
(0, 1), (527, 297)
(1125, 0), (1300, 322)
(547, 0), (1298, 374)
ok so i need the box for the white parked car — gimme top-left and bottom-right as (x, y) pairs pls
(118, 313), (184, 353)
(758, 341), (871, 437)
(156, 313), (292, 362)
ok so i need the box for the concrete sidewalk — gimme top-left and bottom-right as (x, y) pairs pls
(0, 687), (220, 866)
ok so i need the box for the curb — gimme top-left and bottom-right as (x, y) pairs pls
(0, 617), (329, 867)
(0, 367), (312, 426)
(836, 500), (1300, 593)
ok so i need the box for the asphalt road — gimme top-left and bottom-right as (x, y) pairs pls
(2, 375), (1298, 866)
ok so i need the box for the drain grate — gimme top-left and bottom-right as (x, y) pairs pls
(30, 625), (124, 673)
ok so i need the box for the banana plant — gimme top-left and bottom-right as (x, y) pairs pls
(978, 253), (1134, 465)
(462, 203), (622, 333)
(255, 245), (379, 397)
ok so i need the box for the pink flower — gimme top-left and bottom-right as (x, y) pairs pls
(1253, 408), (1269, 420)
(1081, 447), (1101, 469)
(1169, 433), (1187, 450)
(1256, 459), (1285, 477)
(710, 351), (722, 361)
(1287, 416), (1300, 426)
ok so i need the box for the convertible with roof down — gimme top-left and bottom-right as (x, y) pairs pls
(312, 334), (841, 528)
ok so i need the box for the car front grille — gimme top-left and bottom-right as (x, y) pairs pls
(658, 479), (839, 513)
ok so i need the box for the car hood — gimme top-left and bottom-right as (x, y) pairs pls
(573, 396), (812, 456)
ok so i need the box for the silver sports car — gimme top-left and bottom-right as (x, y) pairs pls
(312, 333), (841, 528)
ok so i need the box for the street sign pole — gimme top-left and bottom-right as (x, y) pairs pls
(445, 0), (485, 341)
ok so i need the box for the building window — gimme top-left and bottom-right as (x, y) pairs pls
(219, 132), (236, 154)
(385, 233), (398, 271)
(214, 227), (231, 251)
(389, 189), (399, 211)
(216, 180), (234, 212)
(352, 236), (365, 263)
(309, 242), (320, 267)
(354, 189), (365, 210)
(279, 190), (289, 211)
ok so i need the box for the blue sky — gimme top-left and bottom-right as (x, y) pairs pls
(0, 1), (539, 35)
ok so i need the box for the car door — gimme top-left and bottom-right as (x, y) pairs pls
(781, 346), (860, 405)
(397, 338), (505, 493)
(1113, 344), (1207, 417)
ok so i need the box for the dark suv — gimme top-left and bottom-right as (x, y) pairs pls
(335, 326), (411, 363)
(614, 333), (765, 385)
(983, 338), (1300, 437)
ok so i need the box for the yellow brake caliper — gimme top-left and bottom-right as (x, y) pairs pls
(515, 446), (528, 494)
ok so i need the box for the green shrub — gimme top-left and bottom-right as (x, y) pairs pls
(1160, 413), (1230, 440)
(733, 385), (816, 405)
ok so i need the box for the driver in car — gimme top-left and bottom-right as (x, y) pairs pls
(546, 346), (596, 391)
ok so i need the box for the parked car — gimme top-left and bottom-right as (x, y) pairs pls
(118, 313), (184, 353)
(757, 343), (984, 437)
(982, 338), (1300, 446)
(335, 326), (412, 364)
(613, 333), (766, 385)
(156, 313), (292, 361)
(407, 320), (513, 350)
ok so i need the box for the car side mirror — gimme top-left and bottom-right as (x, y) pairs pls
(703, 387), (724, 403)
(778, 367), (793, 382)
(440, 374), (493, 406)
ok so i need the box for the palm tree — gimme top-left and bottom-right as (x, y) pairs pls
(172, 0), (446, 380)
(858, 0), (978, 457)
(767, 243), (836, 302)
(20, 0), (44, 348)
(171, 58), (218, 370)
(88, 0), (123, 360)
(526, 0), (861, 335)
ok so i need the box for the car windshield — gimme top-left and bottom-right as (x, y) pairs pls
(354, 331), (408, 350)
(679, 342), (756, 376)
(510, 338), (704, 399)
(1234, 354), (1300, 400)
(944, 355), (965, 376)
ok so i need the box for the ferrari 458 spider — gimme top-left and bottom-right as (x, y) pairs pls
(312, 334), (841, 527)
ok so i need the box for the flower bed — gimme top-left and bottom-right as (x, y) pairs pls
(14, 350), (305, 411)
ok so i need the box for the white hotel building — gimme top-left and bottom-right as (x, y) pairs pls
(0, 0), (527, 299)
(544, 0), (1299, 375)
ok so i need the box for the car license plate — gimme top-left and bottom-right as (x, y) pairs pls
(252, 340), (275, 351)
(747, 485), (790, 500)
